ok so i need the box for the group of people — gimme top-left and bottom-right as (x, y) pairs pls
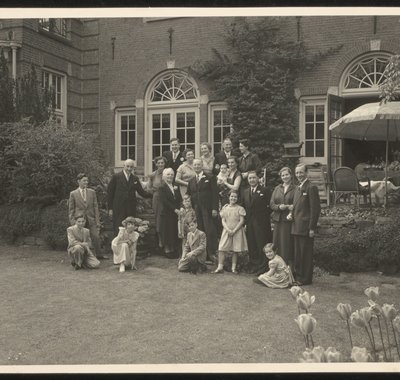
(67, 136), (321, 287)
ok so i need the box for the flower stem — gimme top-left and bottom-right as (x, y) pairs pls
(364, 325), (377, 361)
(390, 321), (400, 359)
(368, 321), (377, 351)
(377, 316), (388, 361)
(346, 319), (354, 349)
(383, 318), (392, 361)
(310, 334), (315, 349)
(305, 334), (310, 349)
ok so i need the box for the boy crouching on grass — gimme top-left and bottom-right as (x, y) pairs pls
(178, 220), (207, 274)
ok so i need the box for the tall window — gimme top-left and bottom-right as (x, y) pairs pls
(41, 69), (66, 115)
(304, 103), (325, 158)
(210, 105), (232, 154)
(116, 110), (137, 166)
(39, 19), (67, 38)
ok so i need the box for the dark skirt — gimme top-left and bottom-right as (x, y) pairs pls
(273, 221), (294, 267)
(159, 212), (179, 252)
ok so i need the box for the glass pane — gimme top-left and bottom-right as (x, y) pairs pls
(305, 141), (314, 157)
(315, 105), (324, 122)
(153, 146), (160, 159)
(187, 128), (195, 143)
(222, 126), (230, 139)
(177, 129), (185, 143)
(152, 114), (160, 129)
(315, 123), (324, 139)
(128, 115), (135, 130)
(316, 141), (324, 157)
(128, 131), (135, 144)
(214, 110), (222, 126)
(214, 143), (221, 153)
(176, 113), (185, 128)
(187, 144), (195, 151)
(153, 130), (160, 145)
(56, 93), (61, 109)
(162, 114), (170, 129)
(186, 112), (195, 128)
(305, 106), (314, 123)
(121, 147), (127, 161)
(121, 131), (127, 146)
(129, 147), (135, 159)
(222, 110), (229, 124)
(214, 126), (221, 142)
(305, 124), (314, 139)
(162, 130), (170, 143)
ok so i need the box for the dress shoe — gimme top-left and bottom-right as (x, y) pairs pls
(213, 268), (224, 274)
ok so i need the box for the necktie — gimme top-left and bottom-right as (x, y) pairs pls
(82, 189), (87, 202)
(197, 174), (200, 183)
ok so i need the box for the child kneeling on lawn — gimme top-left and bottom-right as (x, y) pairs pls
(67, 214), (100, 270)
(111, 216), (139, 273)
(178, 220), (207, 274)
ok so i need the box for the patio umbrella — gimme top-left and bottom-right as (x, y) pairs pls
(329, 101), (400, 206)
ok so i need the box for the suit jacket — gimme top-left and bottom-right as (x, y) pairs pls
(213, 150), (232, 174)
(158, 182), (182, 217)
(291, 179), (321, 236)
(270, 183), (296, 223)
(183, 229), (207, 264)
(240, 184), (272, 226)
(186, 173), (219, 212)
(67, 225), (92, 252)
(68, 187), (100, 227)
(107, 171), (151, 217)
(162, 150), (184, 173)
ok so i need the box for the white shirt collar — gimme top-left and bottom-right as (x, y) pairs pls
(197, 171), (204, 179)
(123, 170), (131, 181)
(299, 178), (308, 189)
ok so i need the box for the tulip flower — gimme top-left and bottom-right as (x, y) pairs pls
(296, 291), (316, 312)
(368, 300), (382, 316)
(300, 347), (324, 363)
(382, 304), (398, 322)
(351, 346), (371, 362)
(325, 347), (342, 362)
(289, 286), (303, 300)
(393, 315), (400, 333)
(295, 313), (317, 348)
(364, 286), (379, 301)
(337, 303), (352, 320)
(350, 308), (372, 329)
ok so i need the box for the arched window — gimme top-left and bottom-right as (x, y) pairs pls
(149, 72), (199, 103)
(340, 53), (391, 95)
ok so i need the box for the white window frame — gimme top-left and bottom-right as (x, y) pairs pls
(41, 68), (67, 120)
(38, 18), (68, 38)
(115, 108), (137, 168)
(299, 97), (328, 165)
(208, 102), (232, 156)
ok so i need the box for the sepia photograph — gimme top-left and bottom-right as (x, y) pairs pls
(0, 6), (400, 373)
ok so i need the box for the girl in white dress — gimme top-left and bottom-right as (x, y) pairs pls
(112, 216), (140, 273)
(214, 190), (248, 274)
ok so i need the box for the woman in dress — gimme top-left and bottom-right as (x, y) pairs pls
(219, 156), (242, 206)
(111, 216), (139, 273)
(214, 190), (248, 274)
(270, 166), (296, 269)
(200, 142), (215, 176)
(158, 168), (182, 258)
(147, 156), (167, 249)
(175, 149), (196, 198)
(253, 243), (294, 288)
(238, 139), (262, 187)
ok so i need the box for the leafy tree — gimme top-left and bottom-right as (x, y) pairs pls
(380, 54), (400, 103)
(192, 17), (341, 183)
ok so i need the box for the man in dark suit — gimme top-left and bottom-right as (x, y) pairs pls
(213, 137), (233, 174)
(107, 159), (152, 236)
(241, 171), (272, 274)
(291, 164), (321, 285)
(186, 158), (219, 262)
(68, 173), (105, 259)
(162, 137), (184, 174)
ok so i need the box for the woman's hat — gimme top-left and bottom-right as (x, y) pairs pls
(122, 216), (136, 227)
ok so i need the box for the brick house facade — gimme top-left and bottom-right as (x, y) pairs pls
(1, 16), (400, 176)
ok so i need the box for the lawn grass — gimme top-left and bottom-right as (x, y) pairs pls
(0, 244), (399, 365)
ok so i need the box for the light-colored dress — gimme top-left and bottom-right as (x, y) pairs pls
(176, 162), (196, 198)
(258, 255), (294, 288)
(218, 204), (248, 253)
(112, 227), (140, 267)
